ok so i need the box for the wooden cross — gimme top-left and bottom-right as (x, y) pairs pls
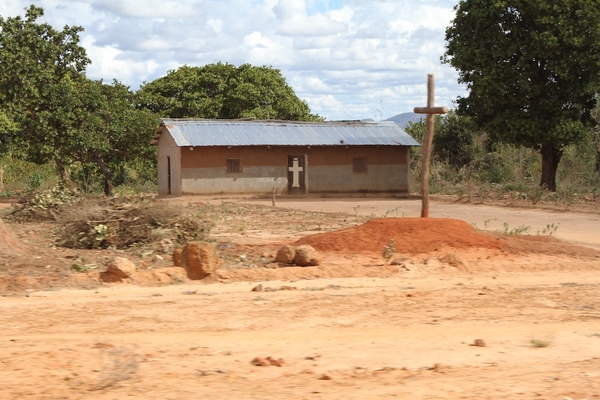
(414, 74), (448, 218)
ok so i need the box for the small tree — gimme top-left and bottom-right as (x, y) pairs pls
(53, 78), (158, 195)
(443, 0), (600, 191)
(435, 111), (481, 169)
(138, 63), (322, 121)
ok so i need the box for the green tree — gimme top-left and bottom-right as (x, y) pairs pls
(0, 110), (19, 153)
(405, 112), (480, 169)
(592, 99), (600, 173)
(0, 6), (156, 195)
(86, 80), (158, 195)
(138, 63), (322, 121)
(435, 110), (481, 169)
(443, 0), (600, 191)
(48, 77), (158, 195)
(0, 5), (90, 180)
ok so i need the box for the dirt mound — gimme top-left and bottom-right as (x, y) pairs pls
(0, 218), (31, 256)
(296, 218), (502, 255)
(296, 218), (600, 258)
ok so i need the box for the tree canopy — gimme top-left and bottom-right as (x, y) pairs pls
(137, 63), (322, 121)
(43, 77), (158, 195)
(443, 0), (600, 191)
(0, 6), (157, 194)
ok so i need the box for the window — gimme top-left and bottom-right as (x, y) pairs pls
(353, 157), (367, 173)
(227, 158), (241, 173)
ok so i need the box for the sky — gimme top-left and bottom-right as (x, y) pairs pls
(0, 0), (466, 121)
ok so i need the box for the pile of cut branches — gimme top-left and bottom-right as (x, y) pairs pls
(4, 184), (81, 223)
(56, 196), (212, 250)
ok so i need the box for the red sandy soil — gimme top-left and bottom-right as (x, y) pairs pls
(1, 198), (600, 399)
(297, 217), (600, 258)
(298, 218), (504, 254)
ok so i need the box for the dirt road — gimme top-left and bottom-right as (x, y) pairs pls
(1, 197), (600, 399)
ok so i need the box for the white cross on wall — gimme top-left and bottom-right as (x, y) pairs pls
(289, 158), (303, 188)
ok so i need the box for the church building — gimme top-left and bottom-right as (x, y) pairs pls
(152, 118), (419, 196)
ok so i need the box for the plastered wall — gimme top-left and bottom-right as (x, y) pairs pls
(174, 145), (411, 195)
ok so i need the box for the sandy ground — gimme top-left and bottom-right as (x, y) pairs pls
(1, 196), (600, 399)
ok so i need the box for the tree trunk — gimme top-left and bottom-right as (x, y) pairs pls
(596, 139), (600, 172)
(95, 155), (114, 196)
(54, 159), (72, 185)
(539, 143), (563, 192)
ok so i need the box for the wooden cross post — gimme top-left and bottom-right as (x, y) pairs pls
(414, 74), (448, 218)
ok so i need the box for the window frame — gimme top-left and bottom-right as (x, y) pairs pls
(352, 157), (368, 174)
(226, 158), (242, 173)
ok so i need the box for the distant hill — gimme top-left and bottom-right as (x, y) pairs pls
(386, 112), (424, 128)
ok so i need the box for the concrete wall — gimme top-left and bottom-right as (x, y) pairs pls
(175, 144), (411, 195)
(157, 129), (182, 196)
(182, 166), (288, 194)
(307, 164), (409, 192)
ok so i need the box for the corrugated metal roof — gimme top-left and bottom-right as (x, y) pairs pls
(157, 118), (420, 147)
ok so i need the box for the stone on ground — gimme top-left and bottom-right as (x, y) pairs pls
(275, 245), (296, 264)
(101, 257), (136, 282)
(439, 253), (470, 272)
(293, 245), (320, 266)
(173, 241), (222, 280)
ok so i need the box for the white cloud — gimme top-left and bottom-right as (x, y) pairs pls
(87, 0), (207, 19)
(0, 0), (467, 120)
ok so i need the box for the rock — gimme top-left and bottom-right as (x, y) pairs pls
(160, 238), (173, 253)
(391, 256), (413, 266)
(439, 253), (470, 272)
(423, 257), (444, 268)
(251, 284), (264, 292)
(173, 247), (184, 267)
(293, 245), (320, 266)
(251, 356), (285, 367)
(173, 241), (222, 280)
(470, 339), (486, 347)
(102, 257), (136, 281)
(275, 245), (296, 264)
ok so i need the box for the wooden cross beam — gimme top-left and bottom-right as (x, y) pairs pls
(414, 74), (448, 218)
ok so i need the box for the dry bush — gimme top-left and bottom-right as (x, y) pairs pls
(56, 195), (212, 249)
(4, 184), (81, 222)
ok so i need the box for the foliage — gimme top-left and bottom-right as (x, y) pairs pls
(0, 5), (90, 165)
(382, 239), (396, 260)
(67, 78), (159, 195)
(0, 153), (57, 192)
(0, 111), (19, 153)
(592, 99), (600, 173)
(500, 222), (530, 236)
(4, 184), (81, 222)
(443, 0), (600, 191)
(0, 7), (157, 196)
(406, 111), (483, 170)
(138, 63), (322, 121)
(435, 110), (483, 169)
